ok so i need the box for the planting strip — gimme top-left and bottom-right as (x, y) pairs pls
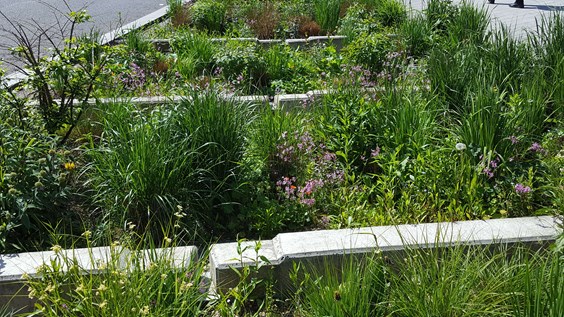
(209, 216), (561, 295)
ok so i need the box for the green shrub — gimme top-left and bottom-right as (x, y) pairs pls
(313, 88), (380, 172)
(337, 4), (380, 42)
(343, 32), (394, 75)
(425, 0), (458, 34)
(190, 0), (226, 34)
(376, 0), (407, 28)
(0, 125), (78, 252)
(213, 41), (267, 93)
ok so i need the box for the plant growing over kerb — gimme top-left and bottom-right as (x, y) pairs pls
(211, 239), (275, 317)
(0, 4), (111, 145)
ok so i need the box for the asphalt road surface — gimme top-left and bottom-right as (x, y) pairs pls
(0, 0), (167, 72)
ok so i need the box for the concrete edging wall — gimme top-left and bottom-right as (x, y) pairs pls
(151, 35), (347, 53)
(209, 216), (562, 295)
(0, 246), (197, 312)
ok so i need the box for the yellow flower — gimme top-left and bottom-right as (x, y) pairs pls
(97, 283), (107, 292)
(51, 244), (62, 254)
(140, 305), (150, 316)
(64, 162), (76, 171)
(75, 283), (85, 293)
(180, 281), (193, 292)
(99, 301), (107, 309)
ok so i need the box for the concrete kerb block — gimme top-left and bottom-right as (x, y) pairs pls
(210, 216), (561, 296)
(285, 39), (307, 50)
(0, 245), (198, 312)
(273, 93), (309, 109)
(258, 39), (283, 49)
(140, 246), (199, 271)
(211, 38), (259, 46)
(0, 246), (128, 312)
(209, 240), (280, 295)
(307, 35), (347, 51)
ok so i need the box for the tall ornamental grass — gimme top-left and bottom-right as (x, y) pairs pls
(85, 91), (251, 239)
(294, 239), (564, 317)
(313, 0), (343, 34)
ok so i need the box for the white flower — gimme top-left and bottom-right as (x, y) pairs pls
(455, 143), (467, 151)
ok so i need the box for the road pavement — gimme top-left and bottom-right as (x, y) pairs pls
(403, 0), (564, 39)
(0, 0), (168, 72)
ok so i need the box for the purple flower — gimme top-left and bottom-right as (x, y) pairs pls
(508, 135), (519, 145)
(326, 169), (344, 183)
(371, 147), (381, 157)
(300, 179), (324, 196)
(301, 198), (316, 206)
(320, 215), (330, 227)
(529, 142), (545, 154)
(483, 168), (494, 179)
(323, 152), (336, 162)
(490, 160), (498, 169)
(199, 279), (207, 294)
(514, 183), (531, 195)
(120, 62), (146, 90)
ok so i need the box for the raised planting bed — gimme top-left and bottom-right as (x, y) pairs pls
(1, 216), (561, 315)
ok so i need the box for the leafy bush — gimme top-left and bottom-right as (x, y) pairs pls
(425, 0), (458, 34)
(0, 125), (78, 252)
(342, 32), (394, 74)
(213, 41), (267, 93)
(189, 0), (226, 34)
(313, 88), (380, 172)
(337, 4), (381, 42)
(375, 0), (407, 28)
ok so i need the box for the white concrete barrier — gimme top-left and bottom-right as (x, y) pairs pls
(210, 216), (562, 294)
(0, 246), (197, 312)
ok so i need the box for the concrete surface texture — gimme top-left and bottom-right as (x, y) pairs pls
(210, 216), (561, 294)
(404, 0), (564, 39)
(0, 246), (197, 312)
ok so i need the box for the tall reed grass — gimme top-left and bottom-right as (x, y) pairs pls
(85, 91), (251, 240)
